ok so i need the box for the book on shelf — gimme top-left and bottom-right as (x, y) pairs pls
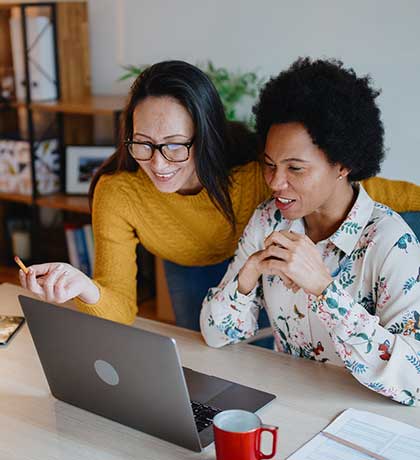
(74, 227), (91, 277)
(64, 224), (79, 270)
(83, 224), (94, 273)
(64, 224), (94, 277)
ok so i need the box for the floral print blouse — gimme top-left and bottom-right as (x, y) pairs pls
(200, 185), (420, 405)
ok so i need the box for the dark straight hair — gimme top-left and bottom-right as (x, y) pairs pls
(89, 60), (259, 226)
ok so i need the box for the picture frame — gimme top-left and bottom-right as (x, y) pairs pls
(65, 145), (115, 195)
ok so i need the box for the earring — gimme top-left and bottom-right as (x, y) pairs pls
(338, 175), (343, 180)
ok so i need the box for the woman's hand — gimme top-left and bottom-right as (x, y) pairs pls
(263, 231), (333, 296)
(19, 262), (100, 304)
(237, 243), (301, 295)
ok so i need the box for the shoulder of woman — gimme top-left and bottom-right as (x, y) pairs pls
(361, 176), (420, 212)
(365, 203), (420, 255)
(96, 169), (143, 190)
(230, 160), (269, 199)
(230, 160), (263, 181)
(94, 170), (144, 206)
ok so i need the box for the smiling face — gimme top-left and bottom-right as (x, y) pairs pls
(263, 122), (349, 221)
(132, 96), (201, 194)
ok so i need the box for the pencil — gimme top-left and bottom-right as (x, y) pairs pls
(322, 431), (389, 460)
(14, 255), (29, 274)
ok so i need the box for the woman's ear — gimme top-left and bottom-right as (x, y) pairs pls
(337, 165), (351, 181)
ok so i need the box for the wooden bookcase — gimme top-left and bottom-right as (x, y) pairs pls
(0, 1), (96, 270)
(0, 1), (162, 320)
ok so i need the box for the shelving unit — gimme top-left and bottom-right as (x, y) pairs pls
(0, 1), (94, 270)
(5, 95), (127, 215)
(0, 1), (160, 320)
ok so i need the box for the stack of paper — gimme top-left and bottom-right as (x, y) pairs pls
(288, 408), (420, 460)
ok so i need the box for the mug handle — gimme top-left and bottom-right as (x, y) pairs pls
(257, 424), (278, 459)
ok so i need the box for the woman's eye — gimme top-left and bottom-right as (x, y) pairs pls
(166, 144), (182, 151)
(264, 162), (276, 169)
(289, 166), (303, 172)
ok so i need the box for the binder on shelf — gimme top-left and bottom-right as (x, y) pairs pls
(9, 13), (57, 101)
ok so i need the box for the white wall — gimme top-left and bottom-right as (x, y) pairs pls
(88, 0), (420, 183)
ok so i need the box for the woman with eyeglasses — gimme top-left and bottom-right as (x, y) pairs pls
(18, 61), (270, 330)
(19, 60), (419, 332)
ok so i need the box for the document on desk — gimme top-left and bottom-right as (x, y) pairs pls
(287, 408), (420, 460)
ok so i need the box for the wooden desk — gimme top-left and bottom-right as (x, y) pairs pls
(1, 283), (419, 459)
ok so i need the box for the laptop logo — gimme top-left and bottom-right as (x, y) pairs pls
(94, 359), (120, 386)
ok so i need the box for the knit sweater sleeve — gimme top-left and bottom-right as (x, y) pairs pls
(74, 174), (139, 324)
(362, 177), (420, 212)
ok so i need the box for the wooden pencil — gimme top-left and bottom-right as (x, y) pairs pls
(14, 255), (29, 274)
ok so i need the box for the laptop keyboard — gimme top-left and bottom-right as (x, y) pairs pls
(191, 401), (222, 432)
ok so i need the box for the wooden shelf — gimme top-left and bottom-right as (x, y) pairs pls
(22, 95), (127, 115)
(137, 298), (158, 321)
(0, 1), (86, 7)
(0, 265), (20, 285)
(0, 192), (33, 205)
(0, 192), (90, 214)
(36, 194), (90, 214)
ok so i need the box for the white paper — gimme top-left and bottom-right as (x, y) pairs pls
(287, 408), (420, 460)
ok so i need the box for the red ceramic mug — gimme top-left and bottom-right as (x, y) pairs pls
(213, 409), (278, 460)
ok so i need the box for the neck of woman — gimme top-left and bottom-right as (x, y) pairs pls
(304, 182), (357, 244)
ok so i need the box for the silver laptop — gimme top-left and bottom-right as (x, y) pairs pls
(19, 295), (275, 452)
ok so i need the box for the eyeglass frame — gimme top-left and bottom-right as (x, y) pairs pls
(124, 138), (195, 163)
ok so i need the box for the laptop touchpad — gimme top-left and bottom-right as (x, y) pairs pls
(183, 367), (232, 403)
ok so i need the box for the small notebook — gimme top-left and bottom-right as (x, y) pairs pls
(287, 408), (420, 460)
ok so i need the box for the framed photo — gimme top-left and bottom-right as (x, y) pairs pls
(65, 145), (114, 195)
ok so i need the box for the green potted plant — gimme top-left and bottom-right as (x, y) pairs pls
(119, 61), (264, 126)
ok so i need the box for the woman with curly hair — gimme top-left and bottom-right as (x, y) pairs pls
(201, 58), (420, 405)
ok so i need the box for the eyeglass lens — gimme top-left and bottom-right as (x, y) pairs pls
(129, 143), (190, 162)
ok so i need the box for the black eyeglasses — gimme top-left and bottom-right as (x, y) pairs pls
(125, 139), (194, 163)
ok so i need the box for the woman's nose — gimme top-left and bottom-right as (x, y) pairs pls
(269, 169), (288, 191)
(150, 149), (170, 170)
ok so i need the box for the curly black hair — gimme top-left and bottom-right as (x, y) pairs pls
(253, 57), (385, 181)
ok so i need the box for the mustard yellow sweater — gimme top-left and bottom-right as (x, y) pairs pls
(75, 162), (268, 324)
(75, 162), (419, 324)
(362, 177), (420, 212)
